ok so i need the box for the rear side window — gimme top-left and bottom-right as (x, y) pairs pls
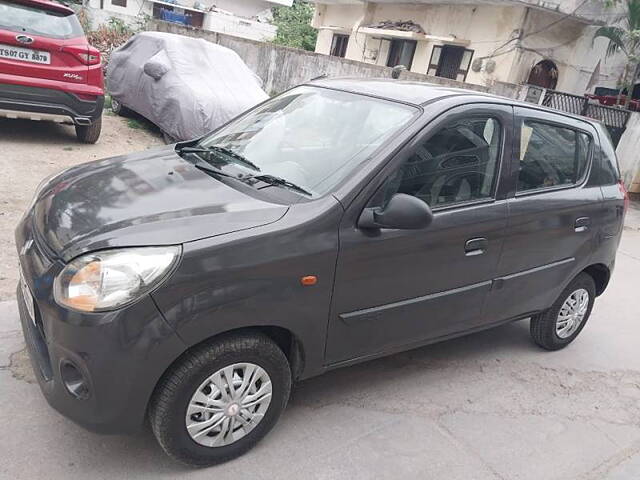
(0, 0), (84, 39)
(517, 120), (591, 193)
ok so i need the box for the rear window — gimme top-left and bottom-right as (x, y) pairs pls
(0, 0), (84, 39)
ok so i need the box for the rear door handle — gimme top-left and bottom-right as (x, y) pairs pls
(465, 237), (488, 256)
(574, 217), (591, 233)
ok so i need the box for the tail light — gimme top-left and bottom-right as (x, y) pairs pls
(618, 180), (629, 215)
(61, 45), (101, 66)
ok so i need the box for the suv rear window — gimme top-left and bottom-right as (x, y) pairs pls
(518, 120), (591, 193)
(0, 0), (84, 39)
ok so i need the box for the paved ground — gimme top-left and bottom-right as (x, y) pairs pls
(1, 117), (640, 478)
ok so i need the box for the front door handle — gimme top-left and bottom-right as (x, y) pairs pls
(574, 217), (591, 233)
(465, 237), (488, 256)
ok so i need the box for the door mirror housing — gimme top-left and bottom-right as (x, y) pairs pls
(143, 50), (171, 80)
(358, 193), (434, 230)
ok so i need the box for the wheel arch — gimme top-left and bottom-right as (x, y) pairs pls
(152, 324), (303, 392)
(582, 263), (611, 296)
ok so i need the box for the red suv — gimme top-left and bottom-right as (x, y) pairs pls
(0, 0), (104, 142)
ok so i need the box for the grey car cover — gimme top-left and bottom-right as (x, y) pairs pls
(107, 32), (268, 141)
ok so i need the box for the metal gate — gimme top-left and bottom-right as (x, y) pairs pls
(541, 89), (631, 146)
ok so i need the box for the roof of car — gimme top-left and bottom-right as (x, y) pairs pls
(307, 77), (599, 126)
(307, 77), (498, 106)
(13, 0), (74, 14)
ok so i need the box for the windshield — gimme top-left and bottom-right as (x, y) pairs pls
(198, 86), (417, 197)
(0, 0), (84, 39)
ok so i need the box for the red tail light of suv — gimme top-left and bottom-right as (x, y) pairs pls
(0, 0), (104, 142)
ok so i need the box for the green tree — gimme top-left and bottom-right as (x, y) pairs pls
(272, 0), (317, 51)
(594, 0), (640, 106)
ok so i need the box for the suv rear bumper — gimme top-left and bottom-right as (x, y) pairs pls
(0, 82), (103, 125)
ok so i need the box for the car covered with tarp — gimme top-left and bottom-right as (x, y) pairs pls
(107, 31), (268, 141)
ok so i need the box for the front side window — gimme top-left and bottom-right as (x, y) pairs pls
(198, 86), (417, 197)
(518, 120), (591, 193)
(379, 116), (502, 209)
(0, 0), (84, 39)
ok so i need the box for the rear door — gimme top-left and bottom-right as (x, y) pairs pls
(0, 0), (89, 85)
(482, 107), (603, 323)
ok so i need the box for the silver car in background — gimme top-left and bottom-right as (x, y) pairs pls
(107, 31), (267, 142)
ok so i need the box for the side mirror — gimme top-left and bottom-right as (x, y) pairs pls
(358, 193), (433, 230)
(143, 50), (171, 81)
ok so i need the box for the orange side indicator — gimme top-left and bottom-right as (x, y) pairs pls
(300, 275), (317, 286)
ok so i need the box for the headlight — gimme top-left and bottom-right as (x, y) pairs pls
(53, 246), (181, 312)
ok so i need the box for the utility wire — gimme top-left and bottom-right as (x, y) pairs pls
(478, 0), (591, 61)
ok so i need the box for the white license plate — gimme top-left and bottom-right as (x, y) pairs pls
(19, 266), (36, 325)
(0, 44), (50, 65)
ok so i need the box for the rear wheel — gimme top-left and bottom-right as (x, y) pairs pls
(75, 116), (102, 144)
(149, 332), (291, 466)
(110, 98), (130, 116)
(530, 272), (596, 350)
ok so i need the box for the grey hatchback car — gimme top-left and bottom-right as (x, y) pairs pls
(16, 79), (627, 466)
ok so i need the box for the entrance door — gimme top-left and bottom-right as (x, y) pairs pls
(325, 104), (514, 365)
(436, 45), (465, 79)
(387, 39), (417, 69)
(427, 45), (474, 82)
(527, 60), (559, 89)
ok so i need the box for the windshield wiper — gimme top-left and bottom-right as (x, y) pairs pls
(192, 160), (238, 179)
(208, 145), (261, 172)
(249, 174), (312, 197)
(176, 146), (213, 155)
(176, 145), (261, 172)
(178, 146), (310, 196)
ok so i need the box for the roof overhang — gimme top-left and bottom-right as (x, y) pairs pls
(357, 26), (470, 45)
(312, 0), (613, 25)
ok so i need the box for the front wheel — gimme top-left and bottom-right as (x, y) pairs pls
(75, 116), (102, 144)
(149, 332), (291, 466)
(530, 272), (596, 350)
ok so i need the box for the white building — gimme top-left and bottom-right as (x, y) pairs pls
(311, 0), (628, 95)
(88, 0), (293, 41)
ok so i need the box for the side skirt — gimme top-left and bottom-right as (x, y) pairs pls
(323, 312), (539, 372)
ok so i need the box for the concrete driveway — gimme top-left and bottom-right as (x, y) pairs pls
(1, 224), (639, 479)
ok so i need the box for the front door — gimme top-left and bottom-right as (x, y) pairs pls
(482, 107), (603, 324)
(325, 104), (514, 365)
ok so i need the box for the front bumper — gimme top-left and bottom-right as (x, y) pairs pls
(0, 82), (104, 125)
(15, 214), (186, 434)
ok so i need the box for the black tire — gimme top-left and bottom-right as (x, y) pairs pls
(75, 116), (102, 144)
(149, 332), (291, 467)
(530, 272), (596, 350)
(110, 98), (130, 116)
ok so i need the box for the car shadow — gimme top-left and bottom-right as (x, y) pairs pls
(291, 318), (534, 405)
(57, 319), (535, 475)
(0, 118), (78, 144)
